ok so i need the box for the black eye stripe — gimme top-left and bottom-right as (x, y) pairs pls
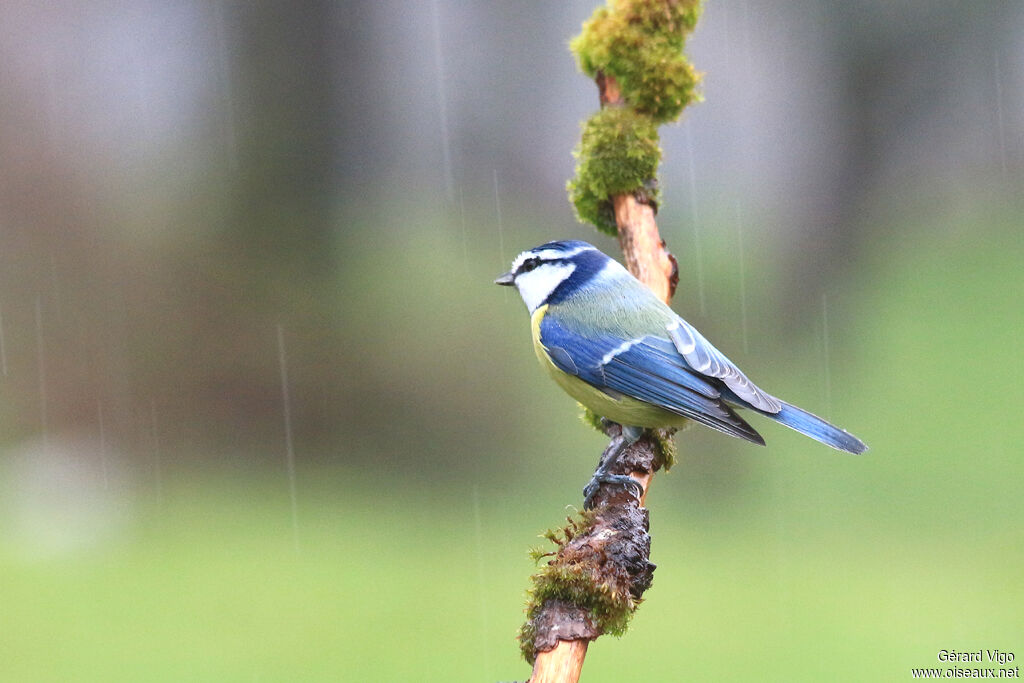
(518, 256), (573, 274)
(518, 257), (541, 273)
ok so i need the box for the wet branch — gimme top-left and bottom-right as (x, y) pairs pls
(524, 72), (679, 683)
(520, 0), (701, 676)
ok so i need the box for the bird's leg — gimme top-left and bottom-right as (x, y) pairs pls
(621, 425), (645, 442)
(583, 425), (646, 510)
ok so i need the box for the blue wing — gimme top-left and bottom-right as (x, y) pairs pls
(539, 314), (765, 445)
(667, 317), (782, 413)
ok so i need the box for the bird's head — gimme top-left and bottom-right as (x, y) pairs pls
(495, 240), (614, 313)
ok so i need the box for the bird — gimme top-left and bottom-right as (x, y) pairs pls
(495, 240), (866, 507)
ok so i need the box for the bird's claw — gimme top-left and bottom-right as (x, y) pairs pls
(582, 473), (644, 510)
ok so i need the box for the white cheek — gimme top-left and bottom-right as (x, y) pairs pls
(515, 263), (576, 313)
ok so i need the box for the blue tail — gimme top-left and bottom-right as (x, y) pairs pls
(762, 401), (867, 454)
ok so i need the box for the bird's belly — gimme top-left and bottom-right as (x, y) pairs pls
(531, 308), (686, 429)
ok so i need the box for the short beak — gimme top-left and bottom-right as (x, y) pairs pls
(494, 271), (515, 286)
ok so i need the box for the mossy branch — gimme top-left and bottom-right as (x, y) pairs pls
(568, 0), (703, 235)
(522, 1), (703, 680)
(572, 0), (702, 123)
(568, 108), (661, 235)
(518, 423), (658, 665)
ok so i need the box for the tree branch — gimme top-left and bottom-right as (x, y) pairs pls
(614, 192), (679, 303)
(525, 77), (679, 683)
(529, 639), (588, 683)
(521, 2), (701, 679)
(526, 215), (675, 683)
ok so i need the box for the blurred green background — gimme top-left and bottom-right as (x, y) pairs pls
(1, 1), (1022, 681)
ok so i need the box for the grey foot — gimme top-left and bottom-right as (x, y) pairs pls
(621, 425), (645, 443)
(583, 472), (644, 510)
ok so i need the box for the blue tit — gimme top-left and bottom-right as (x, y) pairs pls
(496, 240), (866, 505)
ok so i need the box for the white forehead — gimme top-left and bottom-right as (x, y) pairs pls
(510, 244), (595, 272)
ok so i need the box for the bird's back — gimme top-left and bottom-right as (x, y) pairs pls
(548, 264), (677, 341)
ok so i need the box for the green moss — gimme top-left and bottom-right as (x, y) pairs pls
(568, 107), (661, 235)
(578, 403), (607, 433)
(617, 0), (702, 36)
(652, 427), (678, 470)
(518, 509), (636, 663)
(518, 563), (636, 662)
(571, 0), (702, 123)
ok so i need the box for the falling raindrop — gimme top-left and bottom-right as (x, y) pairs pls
(821, 293), (832, 420)
(471, 484), (492, 679)
(151, 400), (163, 504)
(213, 0), (239, 172)
(734, 200), (749, 354)
(993, 52), (1008, 181)
(431, 0), (455, 202)
(494, 170), (512, 307)
(35, 296), (48, 449)
(684, 122), (707, 316)
(720, 0), (730, 74)
(42, 47), (64, 157)
(277, 325), (300, 551)
(0, 305), (8, 377)
(459, 185), (470, 278)
(493, 169), (506, 267)
(98, 401), (109, 489)
(49, 253), (62, 320)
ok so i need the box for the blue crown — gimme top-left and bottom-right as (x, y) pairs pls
(534, 239), (596, 254)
